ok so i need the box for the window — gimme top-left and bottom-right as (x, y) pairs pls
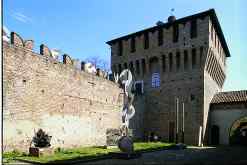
(123, 63), (127, 69)
(200, 47), (203, 64)
(173, 24), (179, 43)
(211, 24), (214, 42)
(149, 56), (159, 73)
(118, 64), (122, 74)
(214, 32), (217, 48)
(118, 41), (123, 56)
(169, 53), (173, 71)
(184, 50), (188, 70)
(192, 48), (196, 68)
(190, 94), (195, 101)
(217, 39), (220, 53)
(176, 52), (180, 71)
(151, 73), (160, 88)
(130, 37), (136, 52)
(135, 81), (144, 95)
(135, 60), (140, 75)
(141, 59), (146, 74)
(158, 28), (163, 46)
(162, 55), (166, 72)
(129, 61), (134, 73)
(112, 65), (117, 73)
(190, 19), (197, 38)
(144, 32), (149, 49)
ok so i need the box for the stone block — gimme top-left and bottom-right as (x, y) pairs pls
(106, 128), (121, 146)
(29, 147), (39, 157)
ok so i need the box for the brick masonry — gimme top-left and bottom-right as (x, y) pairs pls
(109, 10), (229, 145)
(3, 39), (123, 152)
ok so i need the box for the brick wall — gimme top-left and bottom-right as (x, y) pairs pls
(3, 41), (123, 152)
(110, 15), (211, 145)
(109, 11), (229, 145)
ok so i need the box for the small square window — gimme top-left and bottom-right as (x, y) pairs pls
(190, 94), (195, 101)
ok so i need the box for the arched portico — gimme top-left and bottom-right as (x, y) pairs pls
(210, 103), (247, 145)
(229, 116), (247, 145)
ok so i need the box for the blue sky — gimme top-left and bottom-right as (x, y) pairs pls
(3, 0), (247, 91)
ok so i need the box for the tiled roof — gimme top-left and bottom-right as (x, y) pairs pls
(211, 90), (247, 104)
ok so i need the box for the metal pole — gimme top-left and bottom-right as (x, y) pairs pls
(175, 98), (179, 144)
(182, 102), (185, 143)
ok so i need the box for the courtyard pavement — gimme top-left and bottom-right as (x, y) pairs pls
(80, 146), (247, 165)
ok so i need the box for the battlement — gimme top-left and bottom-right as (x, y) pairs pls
(6, 31), (111, 81)
(3, 32), (123, 152)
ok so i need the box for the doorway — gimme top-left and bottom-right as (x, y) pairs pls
(169, 121), (175, 142)
(211, 125), (220, 145)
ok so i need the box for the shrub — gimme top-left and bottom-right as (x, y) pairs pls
(32, 129), (52, 148)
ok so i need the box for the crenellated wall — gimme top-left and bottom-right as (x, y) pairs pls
(3, 32), (123, 152)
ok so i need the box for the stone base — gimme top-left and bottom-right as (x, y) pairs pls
(29, 147), (39, 157)
(107, 145), (118, 149)
(29, 147), (54, 157)
(109, 152), (142, 159)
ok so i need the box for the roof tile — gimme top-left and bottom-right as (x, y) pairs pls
(211, 90), (247, 104)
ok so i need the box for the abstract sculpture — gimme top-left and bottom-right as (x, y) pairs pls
(117, 69), (136, 155)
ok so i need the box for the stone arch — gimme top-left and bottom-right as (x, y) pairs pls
(229, 116), (247, 145)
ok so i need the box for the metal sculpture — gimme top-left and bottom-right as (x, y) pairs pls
(117, 69), (135, 154)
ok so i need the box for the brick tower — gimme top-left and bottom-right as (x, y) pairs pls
(107, 9), (230, 145)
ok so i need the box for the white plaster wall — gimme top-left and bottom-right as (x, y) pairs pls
(210, 108), (247, 145)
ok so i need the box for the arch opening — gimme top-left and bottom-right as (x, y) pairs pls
(229, 116), (247, 146)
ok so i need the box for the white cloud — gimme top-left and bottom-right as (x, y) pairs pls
(11, 11), (32, 23)
(3, 25), (10, 42)
(3, 25), (10, 36)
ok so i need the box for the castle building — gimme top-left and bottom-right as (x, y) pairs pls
(107, 9), (247, 145)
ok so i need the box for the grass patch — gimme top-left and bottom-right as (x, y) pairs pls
(3, 150), (28, 163)
(4, 142), (173, 164)
(134, 142), (173, 151)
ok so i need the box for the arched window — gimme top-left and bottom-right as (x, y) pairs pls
(192, 48), (196, 69)
(176, 52), (180, 71)
(169, 53), (173, 71)
(149, 56), (160, 88)
(151, 73), (160, 88)
(124, 62), (128, 69)
(184, 50), (188, 70)
(162, 55), (166, 72)
(149, 56), (159, 73)
(135, 60), (140, 75)
(141, 59), (146, 74)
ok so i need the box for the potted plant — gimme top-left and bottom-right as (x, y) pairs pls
(29, 129), (53, 157)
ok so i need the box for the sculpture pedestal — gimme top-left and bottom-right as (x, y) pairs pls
(29, 147), (54, 157)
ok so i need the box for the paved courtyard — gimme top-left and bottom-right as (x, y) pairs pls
(81, 146), (247, 165)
